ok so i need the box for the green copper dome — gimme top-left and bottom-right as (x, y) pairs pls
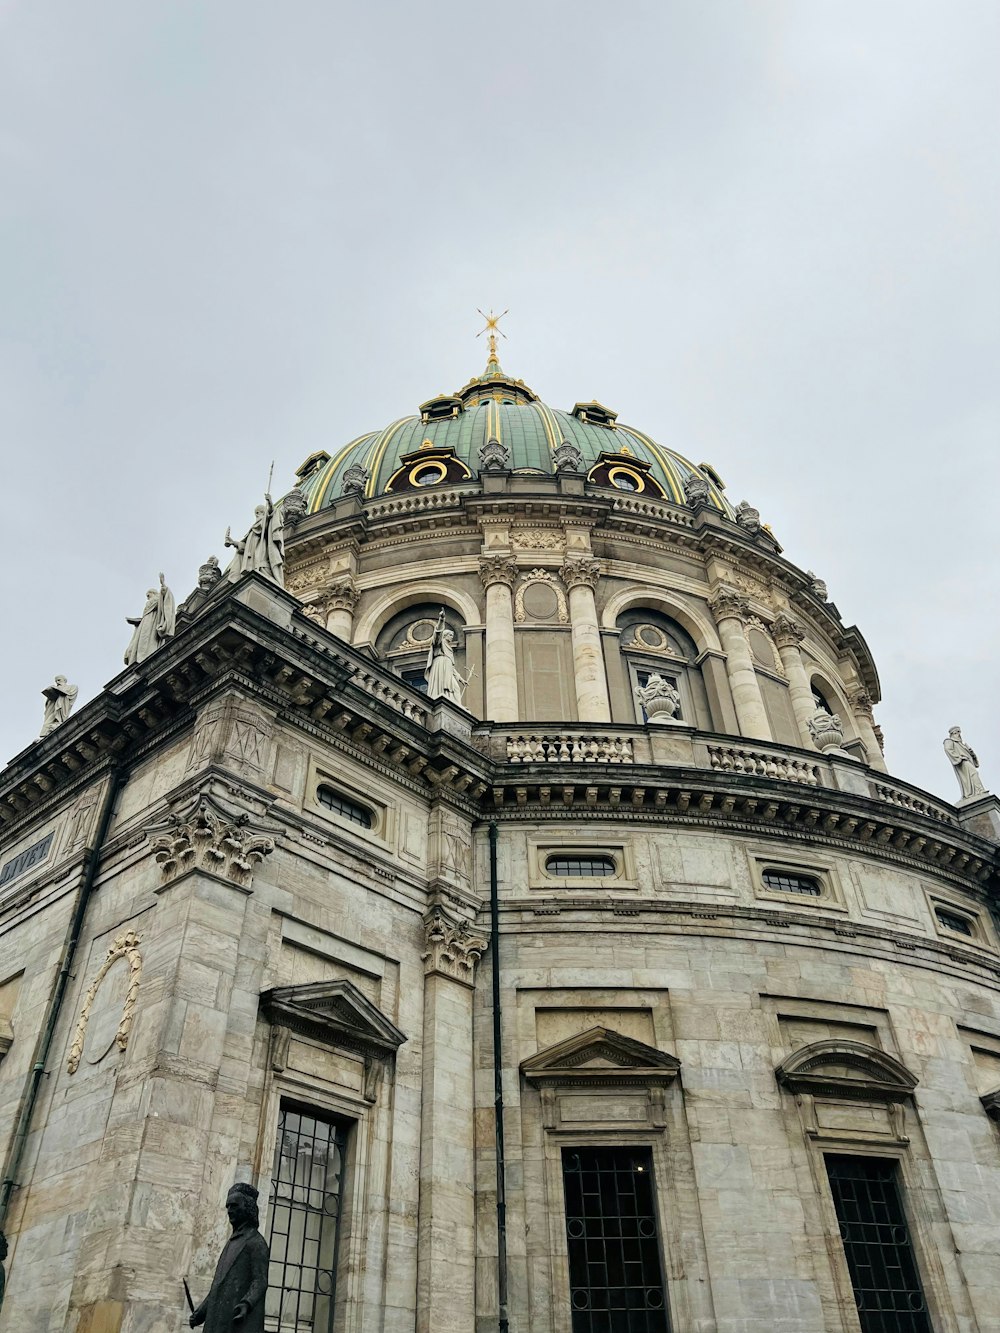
(297, 348), (733, 515)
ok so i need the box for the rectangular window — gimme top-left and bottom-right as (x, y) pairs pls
(266, 1106), (350, 1332)
(825, 1155), (931, 1333)
(562, 1146), (669, 1333)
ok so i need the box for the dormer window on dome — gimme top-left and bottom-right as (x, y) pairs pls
(419, 394), (463, 423)
(384, 442), (472, 494)
(587, 451), (665, 498)
(573, 400), (618, 427)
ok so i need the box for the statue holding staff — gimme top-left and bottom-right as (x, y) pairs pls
(426, 609), (467, 704)
(124, 574), (176, 665)
(225, 491), (285, 588)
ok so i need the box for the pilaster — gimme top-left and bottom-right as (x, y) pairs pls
(708, 585), (772, 741)
(560, 559), (611, 724)
(479, 557), (519, 723)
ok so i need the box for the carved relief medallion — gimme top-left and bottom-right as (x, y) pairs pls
(67, 930), (143, 1074)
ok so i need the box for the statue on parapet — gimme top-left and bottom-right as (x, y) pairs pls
(188, 1182), (269, 1331)
(225, 494), (285, 588)
(198, 555), (222, 592)
(944, 727), (988, 801)
(39, 676), (78, 739)
(426, 609), (468, 705)
(124, 574), (176, 666)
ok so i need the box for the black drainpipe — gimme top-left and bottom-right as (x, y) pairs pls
(0, 765), (125, 1244)
(488, 822), (509, 1333)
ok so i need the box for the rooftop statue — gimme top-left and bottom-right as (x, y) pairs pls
(198, 555), (222, 592)
(189, 1183), (269, 1332)
(124, 574), (176, 666)
(225, 493), (285, 588)
(944, 727), (987, 801)
(426, 609), (468, 705)
(39, 676), (78, 739)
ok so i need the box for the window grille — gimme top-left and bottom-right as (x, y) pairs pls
(562, 1147), (669, 1333)
(934, 906), (973, 937)
(825, 1155), (931, 1333)
(546, 855), (616, 879)
(316, 785), (373, 829)
(762, 870), (822, 897)
(266, 1108), (349, 1332)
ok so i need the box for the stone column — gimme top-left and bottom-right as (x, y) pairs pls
(324, 578), (360, 640)
(417, 905), (488, 1333)
(479, 557), (519, 722)
(708, 586), (771, 741)
(561, 558), (611, 723)
(849, 689), (888, 772)
(771, 614), (817, 748)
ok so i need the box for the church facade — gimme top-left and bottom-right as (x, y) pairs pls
(0, 341), (999, 1333)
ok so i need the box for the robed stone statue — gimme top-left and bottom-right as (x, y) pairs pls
(189, 1183), (269, 1331)
(944, 726), (987, 800)
(124, 574), (176, 665)
(225, 494), (285, 587)
(39, 676), (78, 739)
(425, 609), (467, 704)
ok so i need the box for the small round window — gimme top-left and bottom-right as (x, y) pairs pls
(546, 854), (616, 878)
(612, 473), (638, 491)
(316, 785), (373, 829)
(412, 464), (444, 487)
(762, 870), (821, 896)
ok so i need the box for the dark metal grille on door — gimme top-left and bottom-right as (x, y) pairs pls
(266, 1107), (349, 1332)
(825, 1155), (932, 1333)
(562, 1147), (669, 1333)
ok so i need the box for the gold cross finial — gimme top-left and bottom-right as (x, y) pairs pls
(476, 308), (508, 365)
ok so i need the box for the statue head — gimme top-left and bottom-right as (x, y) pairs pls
(254, 505), (266, 521)
(54, 675), (67, 687)
(948, 726), (962, 738)
(226, 1182), (260, 1231)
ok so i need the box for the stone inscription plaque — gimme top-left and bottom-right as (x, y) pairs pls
(0, 832), (54, 890)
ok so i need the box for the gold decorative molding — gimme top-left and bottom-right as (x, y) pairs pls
(67, 930), (143, 1074)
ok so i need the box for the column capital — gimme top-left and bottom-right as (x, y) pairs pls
(303, 578), (359, 624)
(771, 612), (805, 648)
(422, 905), (489, 985)
(560, 557), (601, 591)
(850, 688), (875, 720)
(708, 584), (750, 624)
(479, 555), (518, 590)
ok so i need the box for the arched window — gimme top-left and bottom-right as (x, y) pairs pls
(616, 609), (711, 729)
(374, 603), (466, 694)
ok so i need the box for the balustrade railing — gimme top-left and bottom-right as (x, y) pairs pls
(706, 744), (820, 786)
(506, 733), (635, 764)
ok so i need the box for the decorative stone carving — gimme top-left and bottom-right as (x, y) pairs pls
(281, 486), (308, 527)
(944, 727), (988, 800)
(65, 788), (101, 855)
(683, 473), (711, 507)
(734, 500), (761, 534)
(422, 905), (488, 985)
(67, 930), (143, 1074)
(634, 673), (682, 724)
(124, 574), (176, 666)
(708, 585), (749, 624)
(559, 558), (600, 592)
(770, 613), (804, 649)
(514, 570), (569, 624)
(286, 560), (330, 595)
(805, 570), (828, 600)
(197, 555), (222, 592)
(850, 689), (875, 721)
(301, 579), (360, 627)
(39, 676), (78, 739)
(150, 794), (275, 887)
(478, 437), (509, 472)
(225, 493), (285, 587)
(479, 555), (518, 590)
(551, 440), (583, 473)
(511, 529), (564, 550)
(341, 463), (370, 496)
(808, 708), (852, 758)
(744, 617), (785, 677)
(186, 695), (274, 780)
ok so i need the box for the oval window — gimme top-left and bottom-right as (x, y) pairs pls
(546, 854), (616, 878)
(316, 785), (373, 829)
(612, 472), (639, 491)
(762, 870), (821, 896)
(412, 465), (443, 487)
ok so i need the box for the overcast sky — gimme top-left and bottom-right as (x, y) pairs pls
(2, 1), (997, 800)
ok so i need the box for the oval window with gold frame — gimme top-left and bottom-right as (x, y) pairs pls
(608, 465), (644, 493)
(411, 461), (447, 487)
